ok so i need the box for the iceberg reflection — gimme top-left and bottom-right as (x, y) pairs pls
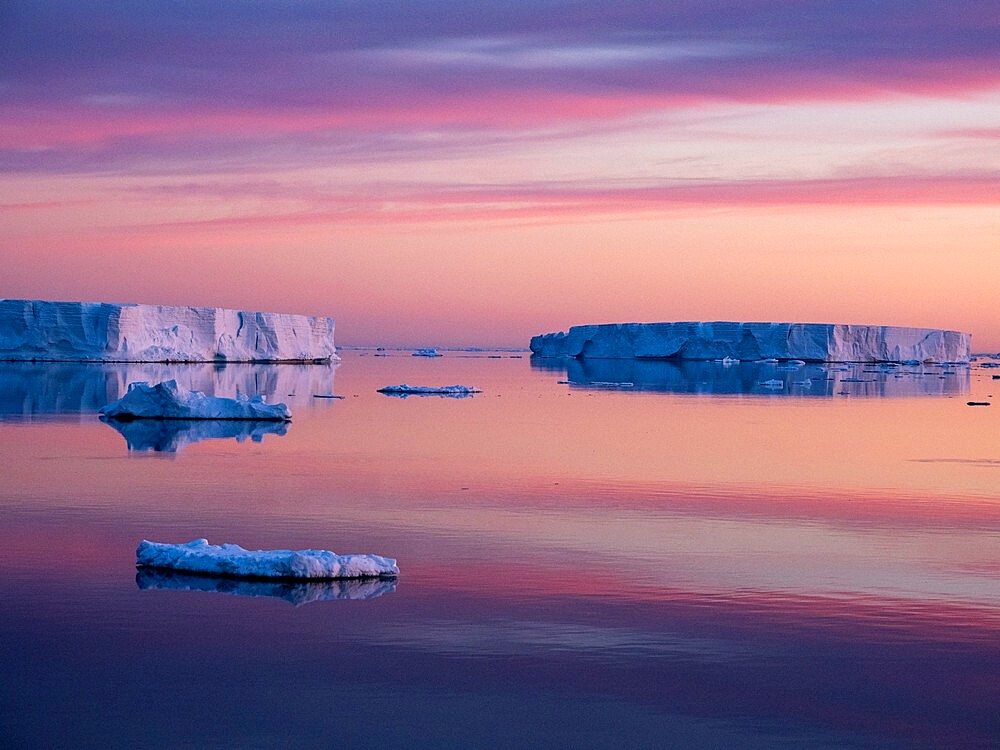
(0, 361), (336, 420)
(101, 416), (288, 452)
(135, 568), (396, 605)
(532, 357), (969, 397)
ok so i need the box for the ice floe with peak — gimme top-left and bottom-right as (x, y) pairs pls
(136, 539), (399, 579)
(0, 299), (337, 362)
(377, 384), (481, 396)
(100, 380), (290, 421)
(530, 322), (971, 363)
(136, 567), (396, 604)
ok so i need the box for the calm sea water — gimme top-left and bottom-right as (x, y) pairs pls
(1, 353), (998, 748)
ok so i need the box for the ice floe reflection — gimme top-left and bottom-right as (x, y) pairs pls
(100, 417), (288, 452)
(135, 568), (396, 605)
(532, 357), (969, 397)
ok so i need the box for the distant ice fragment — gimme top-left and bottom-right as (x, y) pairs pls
(412, 348), (442, 357)
(100, 380), (290, 421)
(136, 538), (399, 579)
(760, 379), (784, 389)
(377, 384), (481, 396)
(136, 568), (396, 604)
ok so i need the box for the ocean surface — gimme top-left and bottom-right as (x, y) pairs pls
(1, 352), (998, 748)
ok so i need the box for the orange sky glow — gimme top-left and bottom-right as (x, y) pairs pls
(1, 3), (997, 348)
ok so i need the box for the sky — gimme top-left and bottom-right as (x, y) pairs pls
(1, 1), (998, 348)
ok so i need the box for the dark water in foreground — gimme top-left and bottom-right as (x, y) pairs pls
(1, 354), (998, 748)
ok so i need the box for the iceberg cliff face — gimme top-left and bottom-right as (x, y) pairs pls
(0, 300), (337, 362)
(530, 322), (970, 363)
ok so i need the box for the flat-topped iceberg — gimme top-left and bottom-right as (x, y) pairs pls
(136, 538), (399, 579)
(412, 348), (442, 357)
(101, 380), (290, 421)
(530, 322), (970, 363)
(377, 384), (481, 396)
(136, 568), (396, 604)
(0, 299), (337, 362)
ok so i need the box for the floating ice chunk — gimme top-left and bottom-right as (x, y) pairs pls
(412, 348), (442, 357)
(136, 538), (399, 579)
(792, 379), (812, 387)
(377, 384), (481, 396)
(760, 379), (784, 389)
(588, 381), (635, 388)
(136, 568), (396, 604)
(100, 380), (290, 421)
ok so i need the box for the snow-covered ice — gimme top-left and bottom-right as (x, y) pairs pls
(100, 380), (291, 421)
(0, 299), (337, 362)
(377, 384), (481, 395)
(412, 348), (442, 357)
(530, 322), (970, 363)
(136, 567), (396, 604)
(136, 538), (399, 579)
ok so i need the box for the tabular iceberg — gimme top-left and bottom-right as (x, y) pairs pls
(100, 380), (291, 421)
(0, 299), (337, 362)
(530, 322), (970, 363)
(136, 538), (399, 579)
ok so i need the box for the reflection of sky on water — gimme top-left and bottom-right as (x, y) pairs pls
(101, 417), (289, 452)
(532, 357), (970, 397)
(136, 567), (396, 604)
(1, 353), (997, 747)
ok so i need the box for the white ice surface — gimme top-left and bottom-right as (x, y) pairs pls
(530, 322), (970, 363)
(377, 384), (481, 394)
(0, 299), (337, 362)
(136, 538), (399, 579)
(411, 348), (442, 357)
(101, 380), (291, 421)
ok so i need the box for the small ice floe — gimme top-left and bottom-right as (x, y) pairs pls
(588, 381), (635, 389)
(760, 379), (784, 389)
(792, 379), (812, 388)
(758, 358), (780, 364)
(412, 348), (442, 357)
(100, 380), (290, 421)
(377, 384), (481, 397)
(136, 538), (398, 579)
(715, 356), (740, 366)
(136, 568), (396, 605)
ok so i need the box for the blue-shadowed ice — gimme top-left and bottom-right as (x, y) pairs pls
(136, 567), (396, 604)
(0, 299), (337, 363)
(411, 348), (442, 357)
(100, 380), (290, 421)
(136, 538), (399, 579)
